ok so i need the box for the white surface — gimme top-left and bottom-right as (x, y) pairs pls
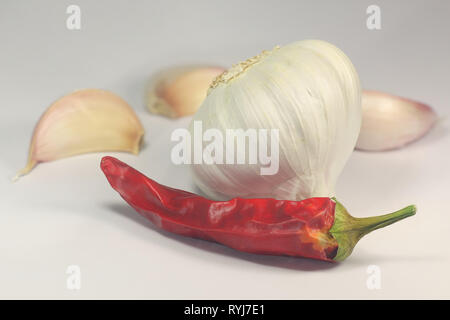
(0, 0), (449, 299)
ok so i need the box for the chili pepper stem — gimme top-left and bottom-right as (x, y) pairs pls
(329, 200), (416, 261)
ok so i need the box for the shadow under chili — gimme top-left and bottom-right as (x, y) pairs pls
(104, 202), (340, 272)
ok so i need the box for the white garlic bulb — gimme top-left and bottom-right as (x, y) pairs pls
(188, 40), (361, 201)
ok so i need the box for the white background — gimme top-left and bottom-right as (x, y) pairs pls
(0, 0), (449, 299)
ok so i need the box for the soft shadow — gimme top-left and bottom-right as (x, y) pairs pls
(192, 185), (211, 199)
(105, 203), (339, 272)
(344, 249), (442, 265)
(139, 138), (149, 152)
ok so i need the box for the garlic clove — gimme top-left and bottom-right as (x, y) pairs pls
(356, 90), (437, 151)
(147, 66), (226, 118)
(15, 89), (144, 180)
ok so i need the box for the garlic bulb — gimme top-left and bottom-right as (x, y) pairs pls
(188, 40), (361, 201)
(16, 89), (144, 180)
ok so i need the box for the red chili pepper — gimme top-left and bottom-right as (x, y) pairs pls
(100, 156), (416, 262)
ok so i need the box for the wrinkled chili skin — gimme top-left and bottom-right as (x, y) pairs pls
(101, 156), (339, 262)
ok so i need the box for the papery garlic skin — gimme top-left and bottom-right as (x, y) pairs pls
(16, 89), (144, 179)
(189, 40), (362, 201)
(147, 66), (225, 118)
(357, 90), (437, 151)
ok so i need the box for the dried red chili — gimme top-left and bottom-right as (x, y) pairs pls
(100, 156), (416, 262)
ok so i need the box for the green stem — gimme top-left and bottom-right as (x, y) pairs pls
(352, 205), (416, 234)
(329, 200), (416, 261)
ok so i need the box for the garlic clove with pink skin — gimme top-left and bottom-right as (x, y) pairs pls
(147, 66), (226, 118)
(356, 90), (437, 151)
(15, 89), (144, 180)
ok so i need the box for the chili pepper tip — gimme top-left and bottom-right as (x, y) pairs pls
(100, 156), (116, 174)
(100, 156), (129, 190)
